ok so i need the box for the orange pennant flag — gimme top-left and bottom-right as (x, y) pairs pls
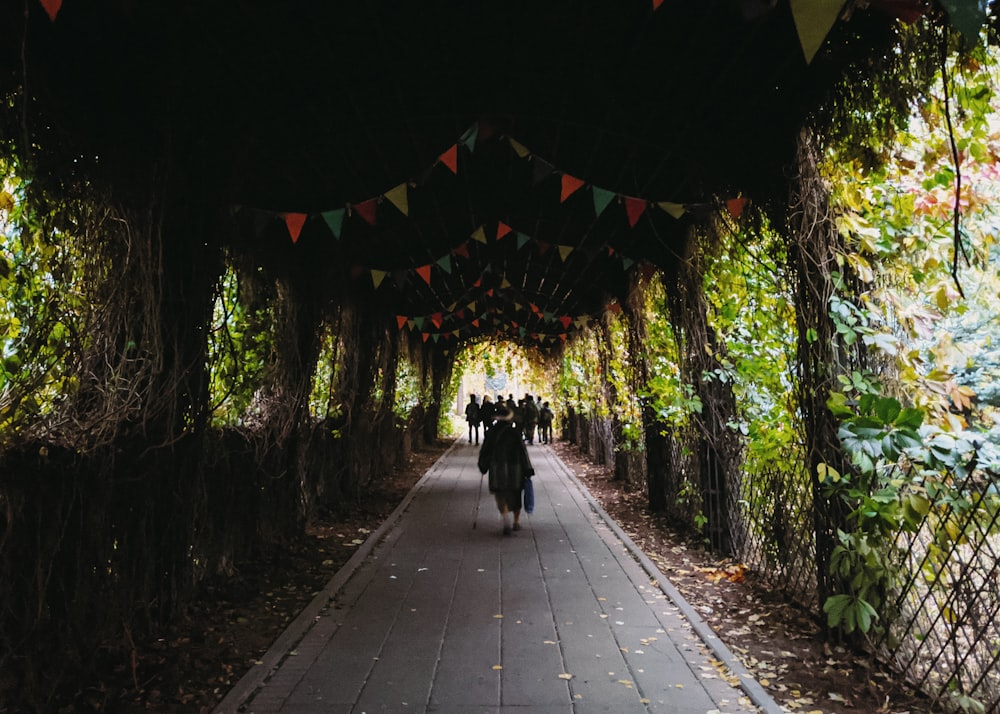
(439, 144), (458, 174)
(496, 221), (513, 240)
(396, 315), (408, 330)
(39, 0), (62, 21)
(354, 199), (377, 225)
(283, 212), (307, 243)
(416, 265), (432, 285)
(727, 197), (749, 219)
(624, 197), (647, 227)
(560, 174), (585, 202)
(560, 333), (568, 342)
(422, 333), (430, 343)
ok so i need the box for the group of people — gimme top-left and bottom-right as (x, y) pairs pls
(464, 392), (554, 446)
(465, 392), (556, 535)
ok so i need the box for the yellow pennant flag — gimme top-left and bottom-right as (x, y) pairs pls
(385, 183), (409, 216)
(471, 226), (487, 244)
(508, 137), (531, 158)
(500, 277), (512, 289)
(790, 0), (846, 64)
(371, 269), (387, 289)
(657, 201), (686, 219)
(558, 245), (574, 261)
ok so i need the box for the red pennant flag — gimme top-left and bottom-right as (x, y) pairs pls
(559, 316), (573, 329)
(472, 319), (480, 328)
(396, 315), (408, 330)
(486, 288), (494, 297)
(439, 144), (458, 174)
(422, 333), (430, 343)
(511, 321), (519, 329)
(537, 241), (551, 255)
(560, 333), (568, 342)
(561, 174), (585, 202)
(473, 277), (482, 287)
(496, 221), (513, 240)
(727, 197), (749, 219)
(354, 199), (377, 226)
(624, 197), (647, 227)
(283, 212), (307, 243)
(416, 265), (432, 285)
(653, 0), (666, 9)
(431, 313), (443, 328)
(39, 0), (62, 21)
(453, 242), (470, 259)
(607, 246), (616, 256)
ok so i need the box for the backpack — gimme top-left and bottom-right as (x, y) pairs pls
(465, 401), (480, 423)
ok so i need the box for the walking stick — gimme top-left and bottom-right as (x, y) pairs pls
(472, 473), (484, 529)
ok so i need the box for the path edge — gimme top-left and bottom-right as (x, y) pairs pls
(548, 447), (787, 714)
(213, 438), (461, 713)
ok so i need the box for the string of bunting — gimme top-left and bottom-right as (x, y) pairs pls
(237, 120), (748, 245)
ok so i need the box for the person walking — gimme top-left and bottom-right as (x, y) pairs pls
(479, 394), (495, 435)
(465, 394), (481, 444)
(538, 401), (554, 444)
(522, 394), (540, 445)
(477, 404), (534, 535)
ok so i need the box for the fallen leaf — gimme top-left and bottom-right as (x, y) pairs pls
(558, 673), (574, 680)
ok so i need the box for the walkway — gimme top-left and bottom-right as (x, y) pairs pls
(214, 441), (784, 714)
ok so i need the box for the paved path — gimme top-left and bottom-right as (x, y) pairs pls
(215, 440), (783, 714)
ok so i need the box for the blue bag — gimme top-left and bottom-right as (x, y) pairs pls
(523, 477), (535, 514)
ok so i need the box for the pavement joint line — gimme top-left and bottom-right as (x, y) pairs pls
(213, 439), (462, 714)
(542, 447), (786, 714)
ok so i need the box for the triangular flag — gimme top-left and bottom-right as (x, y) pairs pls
(657, 201), (686, 219)
(385, 183), (409, 216)
(431, 313), (443, 328)
(516, 232), (531, 250)
(396, 315), (408, 330)
(472, 319), (480, 328)
(354, 198), (377, 226)
(321, 208), (345, 238)
(452, 242), (470, 259)
(560, 333), (568, 342)
(471, 226), (487, 244)
(624, 197), (647, 227)
(622, 256), (635, 270)
(537, 241), (551, 255)
(436, 254), (453, 274)
(789, 0), (846, 64)
(407, 319), (416, 330)
(414, 316), (426, 329)
(39, 0), (62, 21)
(592, 186), (615, 216)
(422, 333), (430, 343)
(508, 137), (531, 158)
(500, 277), (512, 289)
(727, 197), (749, 219)
(416, 264), (432, 285)
(371, 269), (387, 289)
(653, 0), (666, 9)
(460, 123), (479, 152)
(559, 316), (573, 329)
(560, 174), (585, 202)
(486, 288), (495, 297)
(439, 144), (458, 173)
(532, 158), (555, 186)
(283, 212), (307, 243)
(543, 311), (555, 322)
(496, 221), (513, 240)
(558, 245), (574, 261)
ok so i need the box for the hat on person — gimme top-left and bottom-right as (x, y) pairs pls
(494, 405), (515, 422)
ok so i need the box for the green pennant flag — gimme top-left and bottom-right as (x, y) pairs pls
(543, 311), (555, 322)
(592, 186), (615, 216)
(322, 208), (346, 238)
(414, 316), (425, 329)
(460, 123), (479, 152)
(941, 0), (988, 42)
(436, 254), (453, 274)
(516, 232), (531, 250)
(790, 0), (846, 64)
(622, 256), (635, 271)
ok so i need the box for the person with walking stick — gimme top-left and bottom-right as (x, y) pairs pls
(477, 404), (534, 535)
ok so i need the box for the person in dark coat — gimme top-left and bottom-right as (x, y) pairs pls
(465, 394), (481, 444)
(479, 395), (496, 434)
(477, 404), (534, 535)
